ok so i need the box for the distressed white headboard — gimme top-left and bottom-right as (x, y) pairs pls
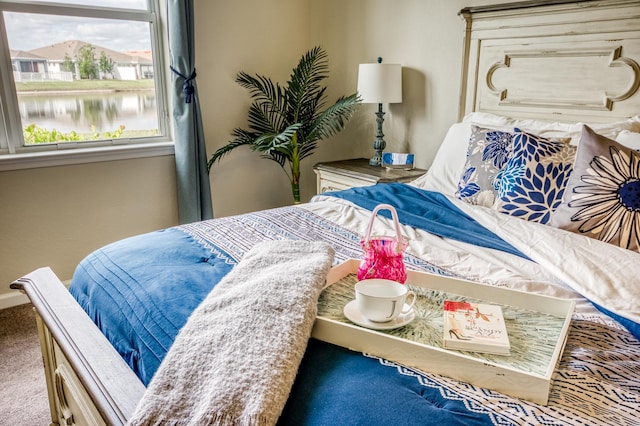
(458, 0), (640, 123)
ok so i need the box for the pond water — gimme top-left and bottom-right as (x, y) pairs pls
(17, 91), (158, 135)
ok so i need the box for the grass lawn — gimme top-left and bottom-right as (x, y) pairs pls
(16, 79), (155, 92)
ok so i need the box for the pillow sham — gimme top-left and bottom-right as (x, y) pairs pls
(409, 122), (471, 195)
(463, 112), (640, 145)
(455, 125), (514, 207)
(616, 131), (640, 149)
(549, 125), (640, 252)
(493, 129), (576, 224)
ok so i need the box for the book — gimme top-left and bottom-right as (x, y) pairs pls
(443, 300), (510, 355)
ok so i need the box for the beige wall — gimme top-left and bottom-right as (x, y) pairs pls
(197, 0), (312, 216)
(0, 156), (179, 303)
(201, 0), (510, 216)
(1, 0), (511, 302)
(307, 0), (472, 179)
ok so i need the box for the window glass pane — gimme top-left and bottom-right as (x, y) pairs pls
(4, 11), (159, 146)
(30, 0), (148, 10)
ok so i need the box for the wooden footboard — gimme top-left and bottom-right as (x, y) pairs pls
(11, 268), (145, 426)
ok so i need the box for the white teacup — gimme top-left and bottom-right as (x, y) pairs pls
(355, 279), (416, 323)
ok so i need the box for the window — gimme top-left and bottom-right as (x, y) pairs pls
(0, 0), (171, 167)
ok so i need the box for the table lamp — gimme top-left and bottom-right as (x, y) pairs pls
(357, 57), (403, 166)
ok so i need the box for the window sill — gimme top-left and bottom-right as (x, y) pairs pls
(0, 141), (175, 172)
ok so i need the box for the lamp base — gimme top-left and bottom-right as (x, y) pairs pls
(369, 151), (383, 166)
(369, 105), (386, 167)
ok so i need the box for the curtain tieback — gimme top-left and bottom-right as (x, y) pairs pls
(170, 66), (197, 103)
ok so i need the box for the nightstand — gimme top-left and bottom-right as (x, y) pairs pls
(313, 158), (427, 194)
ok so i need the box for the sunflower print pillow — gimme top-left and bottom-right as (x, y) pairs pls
(549, 125), (640, 252)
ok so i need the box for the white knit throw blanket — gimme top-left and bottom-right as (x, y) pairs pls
(128, 240), (335, 426)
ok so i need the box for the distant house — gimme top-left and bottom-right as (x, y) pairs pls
(9, 50), (70, 82)
(10, 50), (47, 73)
(24, 40), (153, 81)
(125, 50), (152, 60)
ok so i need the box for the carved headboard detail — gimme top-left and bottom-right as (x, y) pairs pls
(458, 0), (640, 122)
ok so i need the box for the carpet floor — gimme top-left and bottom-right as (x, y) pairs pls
(0, 303), (52, 425)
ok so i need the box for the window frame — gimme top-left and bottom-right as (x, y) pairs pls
(0, 0), (174, 171)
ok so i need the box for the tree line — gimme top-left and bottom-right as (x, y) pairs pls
(61, 44), (115, 80)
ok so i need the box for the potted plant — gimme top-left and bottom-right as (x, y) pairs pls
(207, 46), (360, 203)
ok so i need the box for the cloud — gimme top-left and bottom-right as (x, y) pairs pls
(4, 2), (151, 53)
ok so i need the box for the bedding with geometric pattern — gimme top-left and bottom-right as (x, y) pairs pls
(69, 181), (640, 425)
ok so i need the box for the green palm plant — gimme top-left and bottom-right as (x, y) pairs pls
(207, 46), (361, 203)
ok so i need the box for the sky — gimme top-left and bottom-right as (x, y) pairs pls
(4, 1), (152, 53)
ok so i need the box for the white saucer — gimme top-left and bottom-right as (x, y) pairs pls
(343, 300), (415, 330)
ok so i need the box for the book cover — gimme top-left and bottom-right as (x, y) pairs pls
(443, 300), (510, 355)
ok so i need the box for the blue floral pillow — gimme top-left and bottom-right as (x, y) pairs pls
(455, 125), (514, 207)
(493, 129), (576, 224)
(549, 125), (640, 252)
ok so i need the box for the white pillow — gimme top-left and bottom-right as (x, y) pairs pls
(463, 112), (640, 146)
(409, 122), (471, 195)
(616, 131), (640, 149)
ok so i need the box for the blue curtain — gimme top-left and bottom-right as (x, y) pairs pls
(167, 0), (213, 223)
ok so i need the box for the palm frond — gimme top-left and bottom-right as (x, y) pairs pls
(308, 93), (361, 141)
(299, 140), (319, 160)
(298, 93), (359, 161)
(237, 71), (289, 135)
(297, 86), (326, 131)
(246, 102), (284, 136)
(265, 150), (288, 168)
(286, 46), (329, 122)
(207, 129), (255, 171)
(251, 123), (301, 157)
(236, 71), (284, 109)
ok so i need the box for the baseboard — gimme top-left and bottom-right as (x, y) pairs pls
(0, 290), (30, 310)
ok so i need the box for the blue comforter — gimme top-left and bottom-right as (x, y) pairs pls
(327, 183), (528, 259)
(71, 227), (235, 383)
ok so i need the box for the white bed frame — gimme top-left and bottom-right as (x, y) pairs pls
(11, 1), (640, 424)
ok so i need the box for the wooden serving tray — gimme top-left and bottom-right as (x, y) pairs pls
(312, 259), (575, 405)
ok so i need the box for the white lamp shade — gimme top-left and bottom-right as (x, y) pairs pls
(357, 63), (402, 104)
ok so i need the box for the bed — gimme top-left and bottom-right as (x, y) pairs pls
(10, 0), (640, 425)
